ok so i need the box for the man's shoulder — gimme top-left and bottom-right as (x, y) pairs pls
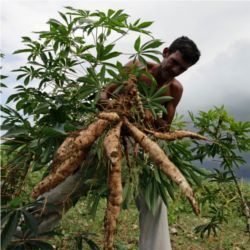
(170, 79), (183, 96)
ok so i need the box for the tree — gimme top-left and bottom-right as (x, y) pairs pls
(1, 7), (250, 249)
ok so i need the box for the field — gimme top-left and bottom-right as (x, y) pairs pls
(52, 182), (250, 250)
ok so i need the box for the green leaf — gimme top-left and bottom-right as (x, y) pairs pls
(150, 180), (159, 215)
(138, 55), (147, 66)
(141, 53), (160, 63)
(134, 36), (141, 52)
(152, 96), (173, 104)
(24, 75), (30, 85)
(88, 195), (100, 219)
(80, 54), (97, 63)
(8, 197), (23, 208)
(108, 9), (115, 17)
(0, 75), (8, 80)
(3, 127), (29, 138)
(41, 126), (67, 137)
(22, 210), (39, 234)
(137, 21), (154, 29)
(153, 167), (161, 183)
(103, 44), (115, 55)
(16, 73), (28, 81)
(101, 51), (121, 61)
(144, 181), (152, 211)
(13, 49), (32, 54)
(30, 241), (54, 250)
(1, 210), (21, 250)
(6, 94), (19, 104)
(157, 183), (169, 207)
(151, 85), (169, 98)
(83, 238), (100, 250)
(34, 103), (50, 114)
(59, 11), (68, 24)
(122, 181), (132, 209)
(141, 39), (163, 50)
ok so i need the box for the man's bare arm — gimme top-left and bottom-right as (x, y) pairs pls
(159, 80), (183, 131)
(97, 84), (118, 110)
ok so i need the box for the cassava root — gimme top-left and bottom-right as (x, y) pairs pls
(124, 118), (200, 215)
(32, 118), (109, 198)
(104, 122), (123, 250)
(145, 129), (208, 141)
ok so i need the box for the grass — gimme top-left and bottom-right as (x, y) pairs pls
(52, 181), (250, 250)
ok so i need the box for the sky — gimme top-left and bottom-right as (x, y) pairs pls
(1, 0), (250, 121)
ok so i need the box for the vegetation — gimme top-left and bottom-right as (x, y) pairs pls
(1, 7), (250, 250)
(56, 181), (250, 250)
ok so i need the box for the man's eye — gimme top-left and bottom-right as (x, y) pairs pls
(172, 59), (178, 65)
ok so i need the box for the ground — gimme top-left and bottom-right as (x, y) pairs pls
(52, 182), (250, 250)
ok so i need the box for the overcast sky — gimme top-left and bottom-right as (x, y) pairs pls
(1, 0), (250, 121)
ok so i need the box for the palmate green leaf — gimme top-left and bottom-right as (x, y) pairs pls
(1, 210), (21, 250)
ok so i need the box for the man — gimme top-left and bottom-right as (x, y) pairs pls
(99, 36), (200, 249)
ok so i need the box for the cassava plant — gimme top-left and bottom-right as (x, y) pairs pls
(190, 106), (250, 236)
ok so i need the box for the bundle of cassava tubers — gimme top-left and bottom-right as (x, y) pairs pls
(32, 74), (207, 250)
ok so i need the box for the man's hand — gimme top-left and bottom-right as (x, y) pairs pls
(96, 99), (116, 111)
(154, 118), (170, 132)
(144, 109), (154, 122)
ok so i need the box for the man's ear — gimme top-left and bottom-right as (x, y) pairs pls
(163, 47), (169, 58)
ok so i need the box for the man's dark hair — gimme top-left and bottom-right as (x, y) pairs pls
(168, 36), (200, 65)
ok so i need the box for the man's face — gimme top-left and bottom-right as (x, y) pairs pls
(160, 49), (192, 81)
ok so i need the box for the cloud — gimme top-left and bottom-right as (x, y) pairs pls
(178, 39), (250, 121)
(1, 1), (250, 122)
